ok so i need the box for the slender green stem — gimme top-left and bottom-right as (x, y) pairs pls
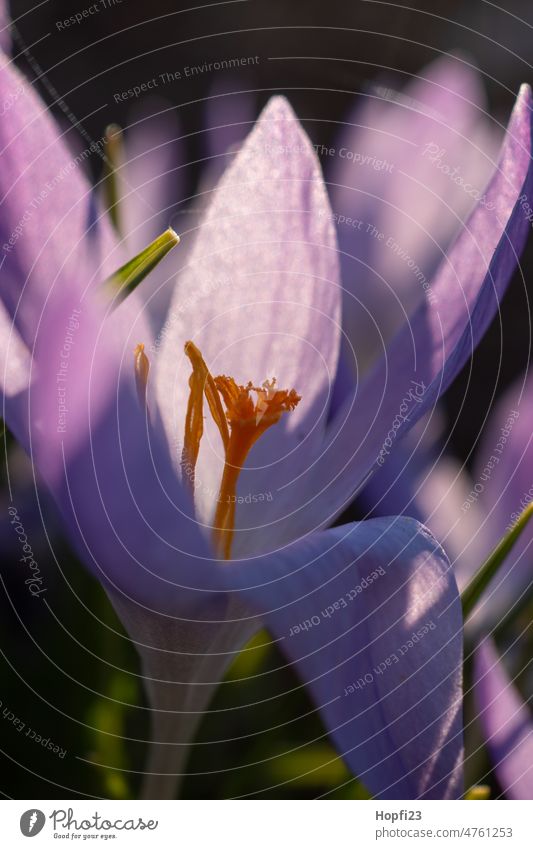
(461, 502), (533, 619)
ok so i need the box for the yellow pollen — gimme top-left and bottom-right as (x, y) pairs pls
(181, 342), (301, 559)
(134, 343), (150, 418)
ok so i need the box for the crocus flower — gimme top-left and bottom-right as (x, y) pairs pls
(1, 41), (532, 799)
(327, 55), (500, 375)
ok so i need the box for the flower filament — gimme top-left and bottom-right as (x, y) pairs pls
(182, 342), (300, 559)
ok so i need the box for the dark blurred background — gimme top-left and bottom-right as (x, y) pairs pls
(1, 0), (533, 799)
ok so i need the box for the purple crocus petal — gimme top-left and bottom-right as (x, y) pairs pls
(227, 516), (463, 799)
(27, 270), (211, 613)
(329, 55), (499, 374)
(466, 371), (533, 631)
(264, 84), (533, 548)
(474, 639), (533, 799)
(156, 96), (341, 534)
(0, 53), (122, 345)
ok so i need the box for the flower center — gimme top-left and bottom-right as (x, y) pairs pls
(182, 341), (301, 559)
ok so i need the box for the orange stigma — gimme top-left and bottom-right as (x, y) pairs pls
(181, 342), (301, 559)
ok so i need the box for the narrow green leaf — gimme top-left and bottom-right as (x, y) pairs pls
(461, 502), (533, 619)
(103, 227), (180, 307)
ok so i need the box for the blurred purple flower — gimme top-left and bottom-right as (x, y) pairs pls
(0, 0), (9, 54)
(365, 370), (533, 630)
(115, 82), (255, 323)
(1, 43), (532, 798)
(364, 369), (533, 797)
(474, 638), (533, 799)
(331, 54), (533, 632)
(328, 55), (501, 377)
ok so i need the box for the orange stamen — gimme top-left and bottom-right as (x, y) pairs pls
(182, 342), (229, 497)
(182, 343), (300, 559)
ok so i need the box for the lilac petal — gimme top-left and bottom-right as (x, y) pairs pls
(262, 84), (533, 549)
(29, 274), (210, 614)
(474, 639), (533, 799)
(156, 96), (341, 534)
(466, 372), (533, 630)
(330, 56), (499, 374)
(227, 516), (463, 799)
(0, 54), (121, 345)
